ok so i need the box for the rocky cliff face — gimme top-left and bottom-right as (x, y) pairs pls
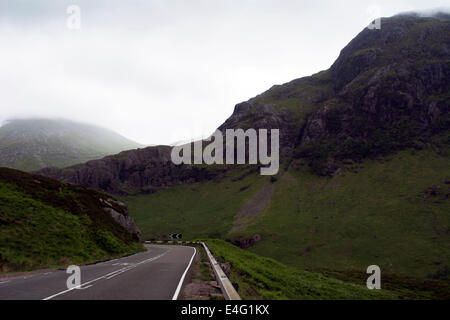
(223, 13), (449, 175)
(319, 14), (449, 139)
(296, 14), (450, 174)
(37, 13), (450, 190)
(37, 145), (222, 194)
(218, 102), (299, 158)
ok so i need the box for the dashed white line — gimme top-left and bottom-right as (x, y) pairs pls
(43, 250), (169, 300)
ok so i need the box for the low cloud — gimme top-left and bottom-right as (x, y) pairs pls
(0, 0), (447, 145)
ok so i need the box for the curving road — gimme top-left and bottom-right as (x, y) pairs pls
(0, 245), (196, 300)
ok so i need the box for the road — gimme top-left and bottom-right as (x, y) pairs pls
(0, 245), (196, 300)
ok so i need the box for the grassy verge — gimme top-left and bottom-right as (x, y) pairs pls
(201, 239), (400, 300)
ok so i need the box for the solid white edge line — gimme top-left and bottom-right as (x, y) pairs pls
(172, 246), (197, 300)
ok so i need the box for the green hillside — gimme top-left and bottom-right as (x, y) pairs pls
(238, 148), (450, 279)
(0, 168), (143, 273)
(123, 147), (449, 280)
(119, 166), (269, 240)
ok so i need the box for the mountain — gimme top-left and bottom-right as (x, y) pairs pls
(37, 13), (450, 192)
(37, 13), (450, 281)
(221, 12), (449, 174)
(0, 118), (144, 172)
(0, 167), (142, 273)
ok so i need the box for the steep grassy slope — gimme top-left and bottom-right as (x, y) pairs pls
(237, 148), (450, 279)
(0, 118), (143, 171)
(203, 239), (450, 299)
(124, 147), (449, 280)
(0, 168), (143, 273)
(119, 166), (269, 240)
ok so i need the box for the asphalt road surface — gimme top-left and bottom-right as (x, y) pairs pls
(0, 245), (196, 300)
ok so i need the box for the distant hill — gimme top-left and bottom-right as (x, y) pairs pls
(0, 167), (143, 273)
(0, 118), (144, 171)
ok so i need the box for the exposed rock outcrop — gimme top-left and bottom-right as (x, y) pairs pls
(37, 146), (221, 194)
(218, 102), (299, 158)
(229, 234), (262, 249)
(100, 198), (142, 240)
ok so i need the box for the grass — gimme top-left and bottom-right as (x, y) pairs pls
(202, 239), (400, 300)
(239, 148), (450, 279)
(196, 244), (214, 282)
(119, 166), (269, 240)
(0, 168), (144, 273)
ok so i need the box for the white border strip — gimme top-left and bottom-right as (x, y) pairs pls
(172, 246), (197, 300)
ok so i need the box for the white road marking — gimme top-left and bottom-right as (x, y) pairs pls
(105, 266), (136, 279)
(172, 246), (197, 300)
(79, 284), (93, 290)
(42, 249), (169, 300)
(0, 271), (54, 285)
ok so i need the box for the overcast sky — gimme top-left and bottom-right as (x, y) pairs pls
(0, 0), (448, 145)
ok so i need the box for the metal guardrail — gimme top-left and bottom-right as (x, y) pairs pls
(201, 242), (241, 300)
